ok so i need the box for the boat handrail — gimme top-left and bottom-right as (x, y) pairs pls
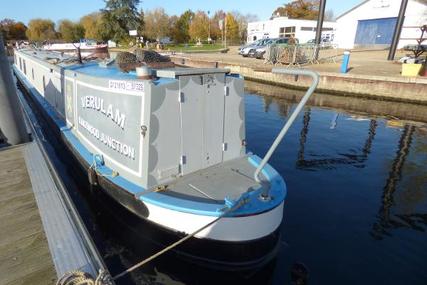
(254, 68), (320, 199)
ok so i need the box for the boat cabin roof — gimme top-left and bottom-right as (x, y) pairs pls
(17, 49), (230, 82)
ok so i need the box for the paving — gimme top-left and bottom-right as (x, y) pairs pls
(171, 47), (414, 78)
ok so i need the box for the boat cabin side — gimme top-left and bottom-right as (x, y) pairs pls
(14, 49), (246, 189)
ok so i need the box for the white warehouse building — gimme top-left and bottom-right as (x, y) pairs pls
(334, 0), (427, 49)
(247, 17), (337, 44)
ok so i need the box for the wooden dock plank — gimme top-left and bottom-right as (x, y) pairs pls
(0, 145), (56, 285)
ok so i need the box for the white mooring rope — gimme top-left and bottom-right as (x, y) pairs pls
(56, 197), (248, 284)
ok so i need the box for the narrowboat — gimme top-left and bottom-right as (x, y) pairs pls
(13, 48), (288, 270)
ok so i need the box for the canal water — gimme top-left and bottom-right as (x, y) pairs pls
(28, 80), (427, 285)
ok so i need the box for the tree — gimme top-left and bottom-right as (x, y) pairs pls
(137, 9), (145, 36)
(171, 10), (194, 43)
(232, 12), (258, 43)
(325, 9), (335, 21)
(102, 0), (141, 42)
(0, 19), (27, 40)
(210, 10), (226, 42)
(144, 8), (170, 41)
(225, 13), (239, 44)
(80, 12), (106, 41)
(58, 20), (84, 42)
(272, 0), (319, 20)
(26, 18), (56, 41)
(189, 11), (209, 42)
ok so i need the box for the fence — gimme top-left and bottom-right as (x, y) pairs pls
(264, 44), (339, 66)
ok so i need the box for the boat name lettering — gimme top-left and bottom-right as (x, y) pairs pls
(78, 117), (135, 160)
(80, 95), (126, 129)
(108, 80), (144, 92)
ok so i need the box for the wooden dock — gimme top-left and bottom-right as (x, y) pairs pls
(0, 145), (56, 285)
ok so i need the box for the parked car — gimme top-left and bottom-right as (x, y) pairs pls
(306, 38), (332, 48)
(250, 38), (291, 59)
(239, 38), (271, 57)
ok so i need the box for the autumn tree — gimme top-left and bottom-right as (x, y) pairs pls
(58, 20), (84, 42)
(272, 0), (319, 20)
(0, 19), (27, 40)
(225, 13), (239, 44)
(232, 12), (258, 43)
(80, 12), (106, 41)
(189, 11), (209, 42)
(26, 19), (56, 41)
(144, 8), (170, 41)
(210, 10), (226, 42)
(102, 0), (141, 42)
(171, 10), (194, 43)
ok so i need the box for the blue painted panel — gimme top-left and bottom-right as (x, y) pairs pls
(354, 17), (397, 45)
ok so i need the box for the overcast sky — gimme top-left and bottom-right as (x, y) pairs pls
(1, 0), (363, 24)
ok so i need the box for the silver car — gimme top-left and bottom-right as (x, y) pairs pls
(239, 38), (271, 57)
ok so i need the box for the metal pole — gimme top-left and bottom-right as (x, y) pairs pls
(207, 10), (211, 43)
(225, 16), (227, 48)
(388, 0), (408, 60)
(0, 34), (29, 145)
(314, 0), (327, 60)
(254, 68), (319, 198)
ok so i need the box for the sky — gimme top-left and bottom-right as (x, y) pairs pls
(0, 0), (363, 25)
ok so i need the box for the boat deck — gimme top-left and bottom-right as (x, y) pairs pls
(164, 156), (266, 203)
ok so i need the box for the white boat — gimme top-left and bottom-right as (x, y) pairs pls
(43, 39), (108, 58)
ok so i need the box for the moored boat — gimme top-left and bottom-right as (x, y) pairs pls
(43, 39), (108, 58)
(13, 47), (318, 270)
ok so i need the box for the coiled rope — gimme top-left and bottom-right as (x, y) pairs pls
(56, 269), (112, 285)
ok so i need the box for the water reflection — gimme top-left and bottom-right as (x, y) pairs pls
(295, 107), (378, 170)
(371, 125), (427, 240)
(246, 80), (427, 123)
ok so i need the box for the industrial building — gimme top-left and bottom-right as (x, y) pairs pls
(247, 17), (337, 44)
(334, 0), (427, 49)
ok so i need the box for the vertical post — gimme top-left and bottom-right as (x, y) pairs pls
(314, 0), (327, 60)
(388, 0), (408, 60)
(207, 10), (211, 43)
(225, 16), (227, 48)
(0, 35), (29, 145)
(340, 51), (351, 73)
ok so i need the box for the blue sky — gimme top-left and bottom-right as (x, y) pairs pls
(1, 0), (362, 24)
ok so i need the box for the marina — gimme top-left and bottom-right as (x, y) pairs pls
(1, 53), (427, 285)
(1, 0), (426, 284)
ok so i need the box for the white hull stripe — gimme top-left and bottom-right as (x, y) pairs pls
(145, 201), (284, 242)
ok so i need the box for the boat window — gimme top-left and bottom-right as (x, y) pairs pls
(19, 58), (22, 70)
(43, 76), (46, 91)
(23, 60), (26, 75)
(32, 68), (34, 80)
